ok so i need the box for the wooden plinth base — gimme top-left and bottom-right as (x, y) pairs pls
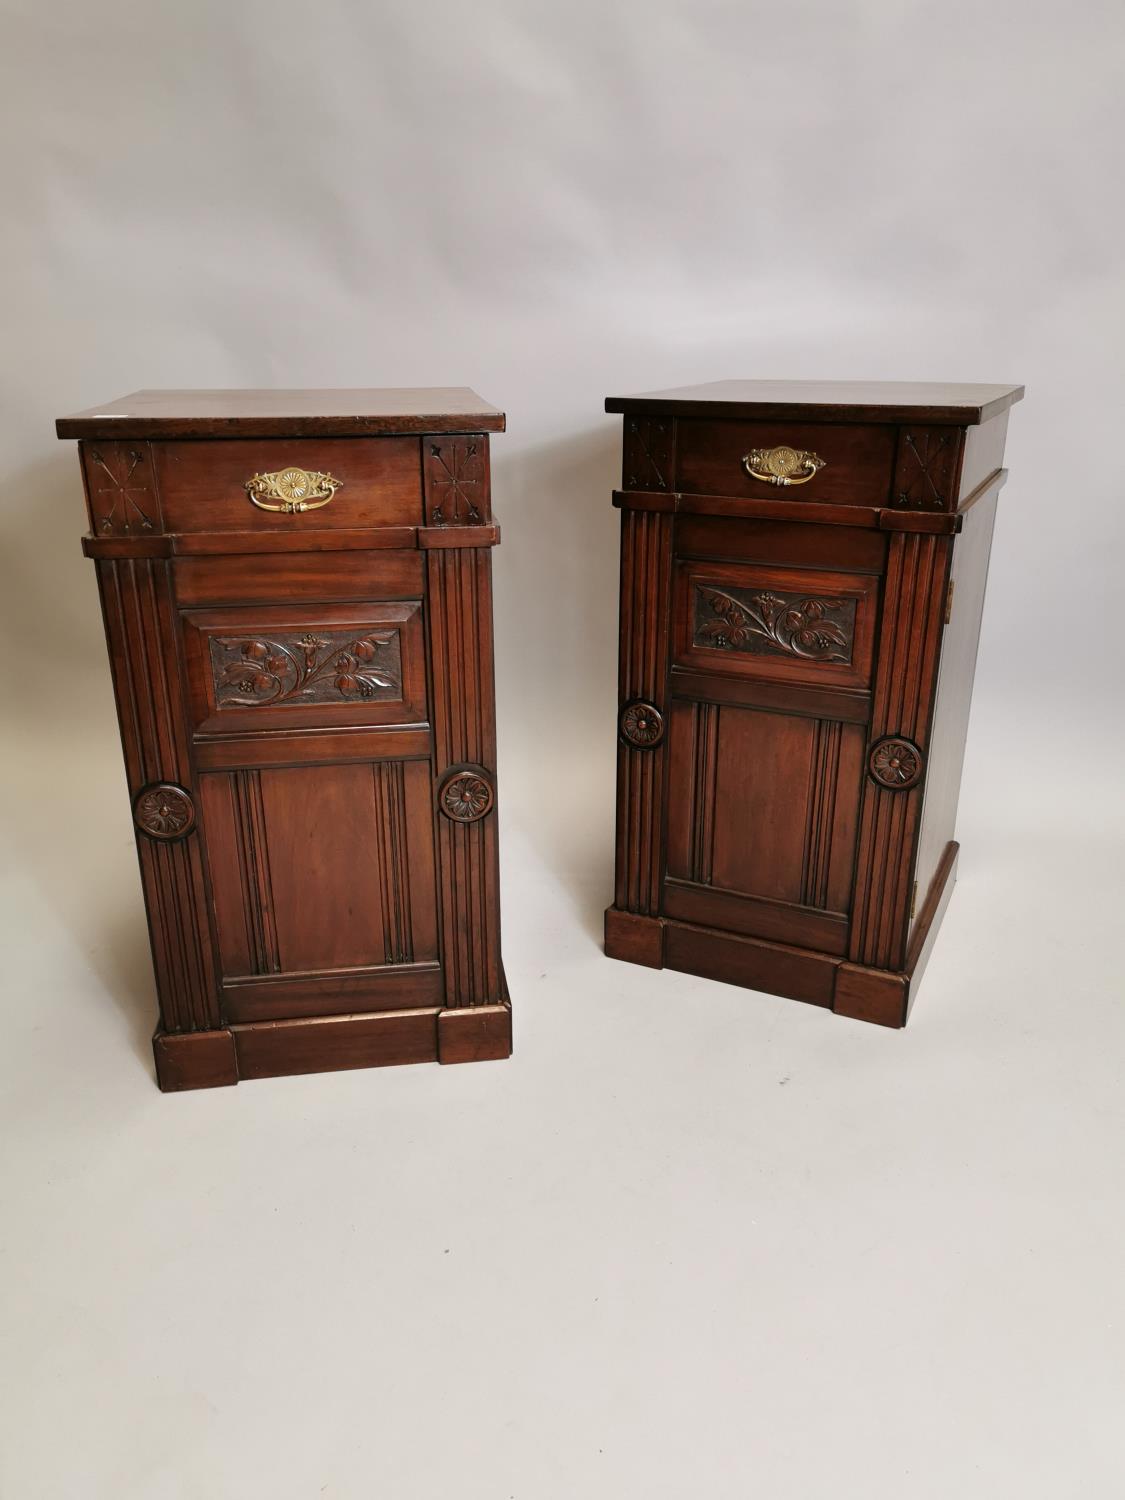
(153, 996), (512, 1092)
(605, 843), (960, 1030)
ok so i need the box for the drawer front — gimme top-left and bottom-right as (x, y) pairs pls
(673, 559), (879, 692)
(152, 437), (422, 532)
(182, 599), (427, 734)
(676, 419), (895, 507)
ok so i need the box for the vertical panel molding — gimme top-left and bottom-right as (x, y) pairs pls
(373, 761), (414, 965)
(614, 509), (674, 913)
(802, 719), (842, 910)
(426, 544), (502, 1006)
(689, 702), (719, 885)
(849, 533), (952, 970)
(96, 559), (220, 1031)
(231, 769), (280, 975)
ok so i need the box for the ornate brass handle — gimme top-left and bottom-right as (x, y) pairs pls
(742, 446), (826, 487)
(244, 466), (342, 514)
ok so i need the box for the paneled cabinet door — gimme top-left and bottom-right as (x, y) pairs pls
(198, 755), (440, 1023)
(663, 700), (866, 955)
(180, 587), (442, 1025)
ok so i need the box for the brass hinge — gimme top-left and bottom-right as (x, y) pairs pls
(909, 880), (918, 920)
(944, 579), (955, 625)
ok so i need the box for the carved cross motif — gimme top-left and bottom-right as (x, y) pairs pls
(426, 440), (484, 525)
(89, 447), (156, 533)
(894, 430), (957, 510)
(623, 418), (672, 490)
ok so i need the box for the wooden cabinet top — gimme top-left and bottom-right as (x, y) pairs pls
(56, 387), (506, 440)
(606, 380), (1024, 426)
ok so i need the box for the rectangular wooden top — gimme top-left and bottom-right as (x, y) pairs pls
(606, 380), (1024, 426)
(56, 387), (506, 440)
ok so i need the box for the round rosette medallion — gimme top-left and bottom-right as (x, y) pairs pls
(619, 699), (665, 750)
(133, 782), (196, 840)
(867, 736), (924, 791)
(439, 767), (495, 823)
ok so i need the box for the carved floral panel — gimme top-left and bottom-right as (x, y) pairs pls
(692, 585), (857, 664)
(208, 627), (402, 708)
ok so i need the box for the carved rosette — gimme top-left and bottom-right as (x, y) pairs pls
(619, 700), (665, 749)
(133, 783), (196, 840)
(439, 768), (495, 823)
(867, 736), (923, 790)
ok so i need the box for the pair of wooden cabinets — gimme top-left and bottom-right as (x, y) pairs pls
(58, 380), (1020, 1090)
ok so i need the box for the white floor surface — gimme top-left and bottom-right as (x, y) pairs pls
(1, 709), (1122, 1499)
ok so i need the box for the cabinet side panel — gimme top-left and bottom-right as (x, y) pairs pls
(95, 559), (221, 1032)
(426, 544), (502, 1006)
(849, 533), (952, 972)
(911, 490), (1000, 931)
(959, 412), (1009, 501)
(614, 509), (673, 913)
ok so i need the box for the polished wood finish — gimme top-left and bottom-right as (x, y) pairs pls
(61, 388), (510, 1089)
(605, 379), (1021, 1027)
(677, 418), (897, 507)
(58, 387), (506, 439)
(607, 379), (1024, 426)
(150, 437), (422, 533)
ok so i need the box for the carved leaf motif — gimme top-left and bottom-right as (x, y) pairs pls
(210, 628), (401, 707)
(695, 586), (855, 664)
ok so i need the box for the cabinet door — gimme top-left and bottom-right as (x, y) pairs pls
(664, 699), (865, 954)
(175, 556), (442, 1023)
(198, 755), (440, 1021)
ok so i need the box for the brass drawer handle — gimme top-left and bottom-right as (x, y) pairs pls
(743, 446), (825, 487)
(244, 466), (342, 514)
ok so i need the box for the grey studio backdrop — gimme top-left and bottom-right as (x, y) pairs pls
(2, 3), (1123, 1498)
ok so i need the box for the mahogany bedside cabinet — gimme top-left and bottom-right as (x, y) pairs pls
(604, 380), (1023, 1028)
(57, 389), (511, 1089)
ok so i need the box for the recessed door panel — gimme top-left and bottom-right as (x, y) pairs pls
(664, 699), (865, 953)
(199, 758), (439, 1021)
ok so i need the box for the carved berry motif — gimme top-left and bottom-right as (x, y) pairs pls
(619, 700), (665, 749)
(439, 769), (494, 823)
(209, 628), (401, 707)
(868, 736), (923, 790)
(134, 783), (195, 840)
(695, 585), (855, 663)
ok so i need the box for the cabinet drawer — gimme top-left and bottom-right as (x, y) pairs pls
(151, 437), (422, 533)
(676, 419), (895, 507)
(673, 559), (879, 692)
(183, 600), (427, 734)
